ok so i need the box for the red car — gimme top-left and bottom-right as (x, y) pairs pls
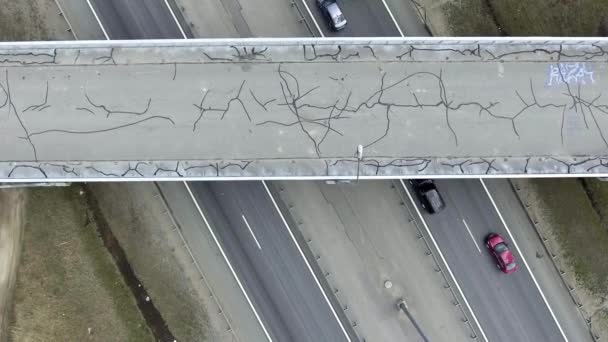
(486, 233), (518, 274)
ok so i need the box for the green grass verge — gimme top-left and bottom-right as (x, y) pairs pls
(9, 186), (152, 342)
(530, 179), (608, 294)
(0, 0), (49, 40)
(443, 0), (501, 36)
(582, 178), (608, 225)
(443, 0), (608, 36)
(491, 0), (608, 36)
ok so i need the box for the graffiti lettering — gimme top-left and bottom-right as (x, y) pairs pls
(546, 62), (595, 86)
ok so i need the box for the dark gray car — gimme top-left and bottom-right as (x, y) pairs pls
(410, 179), (446, 214)
(317, 0), (347, 31)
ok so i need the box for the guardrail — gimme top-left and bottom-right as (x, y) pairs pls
(290, 0), (318, 37)
(392, 180), (482, 341)
(510, 179), (600, 341)
(408, 0), (433, 36)
(52, 0), (78, 39)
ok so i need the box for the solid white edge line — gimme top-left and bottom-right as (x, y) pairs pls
(163, 0), (188, 39)
(84, 0), (109, 40)
(154, 183), (240, 340)
(298, 0), (325, 37)
(462, 219), (482, 254)
(261, 180), (351, 342)
(399, 179), (489, 342)
(479, 179), (569, 342)
(380, 0), (405, 37)
(184, 181), (274, 342)
(242, 214), (262, 250)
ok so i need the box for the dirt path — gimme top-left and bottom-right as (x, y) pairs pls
(0, 190), (25, 342)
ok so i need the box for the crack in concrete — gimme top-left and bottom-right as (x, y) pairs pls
(231, 46), (268, 60)
(397, 44), (481, 60)
(364, 158), (432, 175)
(8, 165), (47, 178)
(94, 48), (116, 65)
(249, 89), (275, 111)
(84, 92), (153, 117)
(0, 42), (607, 178)
(29, 116), (175, 137)
(363, 46), (377, 59)
(221, 160), (252, 171)
(480, 79), (564, 138)
(203, 52), (233, 61)
(0, 49), (57, 65)
(76, 107), (95, 115)
(303, 44), (342, 61)
(153, 162), (183, 177)
(469, 158), (499, 174)
(1, 156), (606, 178)
(329, 74), (347, 82)
(0, 70), (37, 160)
(261, 67), (499, 150)
(587, 158), (608, 172)
(557, 71), (608, 148)
(192, 80), (250, 131)
(24, 81), (49, 112)
(184, 163), (219, 176)
(317, 95), (350, 154)
(484, 44), (608, 61)
(42, 163), (79, 176)
(441, 159), (472, 174)
(550, 157), (598, 173)
(121, 162), (149, 177)
(74, 49), (81, 64)
(258, 64), (352, 157)
(524, 157), (531, 173)
(345, 70), (496, 146)
(86, 166), (120, 177)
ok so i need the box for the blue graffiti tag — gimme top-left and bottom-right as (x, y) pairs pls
(546, 62), (595, 87)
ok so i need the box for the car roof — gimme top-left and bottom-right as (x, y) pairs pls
(326, 2), (342, 18)
(487, 233), (504, 246)
(500, 249), (515, 265)
(425, 189), (445, 211)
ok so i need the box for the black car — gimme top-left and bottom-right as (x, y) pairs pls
(316, 0), (347, 31)
(410, 179), (446, 214)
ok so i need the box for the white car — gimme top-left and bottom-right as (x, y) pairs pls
(316, 0), (347, 31)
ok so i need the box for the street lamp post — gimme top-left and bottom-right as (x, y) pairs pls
(397, 298), (429, 342)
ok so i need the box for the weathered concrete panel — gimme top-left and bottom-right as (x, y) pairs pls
(0, 37), (607, 180)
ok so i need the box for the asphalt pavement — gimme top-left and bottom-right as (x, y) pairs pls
(409, 179), (564, 341)
(86, 1), (353, 340)
(188, 181), (350, 342)
(483, 179), (592, 342)
(306, 0), (400, 36)
(275, 180), (474, 341)
(71, 0), (592, 341)
(89, 0), (184, 39)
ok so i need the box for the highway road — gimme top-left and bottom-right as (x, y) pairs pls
(87, 1), (354, 341)
(405, 179), (564, 341)
(303, 1), (583, 341)
(88, 0), (183, 39)
(81, 0), (590, 341)
(304, 0), (400, 37)
(189, 181), (350, 342)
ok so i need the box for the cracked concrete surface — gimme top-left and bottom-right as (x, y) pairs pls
(1, 37), (608, 180)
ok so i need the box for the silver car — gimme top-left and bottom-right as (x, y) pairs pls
(317, 0), (347, 31)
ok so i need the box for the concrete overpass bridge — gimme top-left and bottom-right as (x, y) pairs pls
(0, 37), (607, 181)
